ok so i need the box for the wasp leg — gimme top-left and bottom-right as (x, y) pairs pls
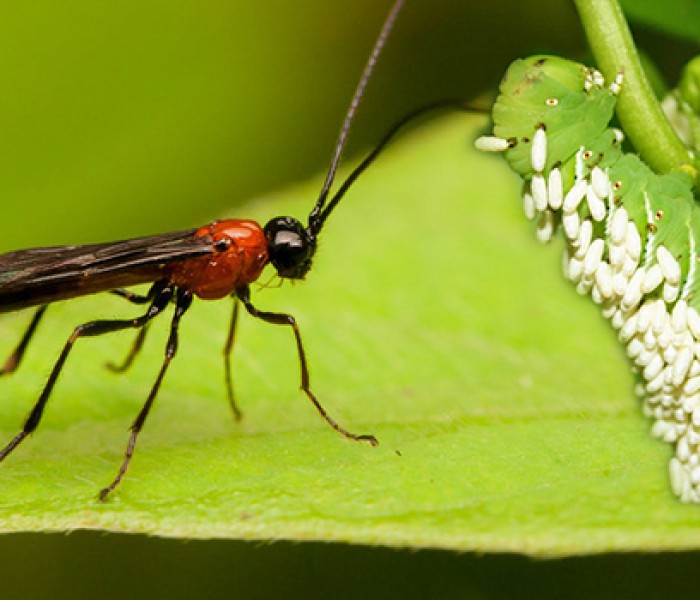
(0, 305), (48, 377)
(236, 285), (377, 446)
(105, 325), (150, 373)
(105, 288), (158, 373)
(99, 288), (193, 500)
(222, 298), (243, 421)
(0, 281), (172, 466)
(110, 289), (152, 304)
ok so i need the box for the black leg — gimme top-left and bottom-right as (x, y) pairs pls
(99, 288), (193, 501)
(0, 306), (48, 377)
(106, 288), (158, 372)
(0, 281), (173, 465)
(236, 285), (377, 446)
(110, 289), (153, 304)
(223, 299), (243, 421)
(106, 325), (150, 373)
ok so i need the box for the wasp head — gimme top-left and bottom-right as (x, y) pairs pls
(263, 216), (316, 280)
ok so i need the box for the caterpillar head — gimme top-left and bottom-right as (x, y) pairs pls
(492, 55), (618, 178)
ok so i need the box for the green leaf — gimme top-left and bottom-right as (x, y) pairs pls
(1, 116), (698, 555)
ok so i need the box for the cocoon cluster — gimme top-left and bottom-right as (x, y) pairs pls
(476, 55), (700, 502)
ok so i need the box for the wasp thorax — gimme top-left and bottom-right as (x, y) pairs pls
(263, 216), (316, 279)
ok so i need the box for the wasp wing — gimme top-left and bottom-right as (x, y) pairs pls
(0, 228), (213, 312)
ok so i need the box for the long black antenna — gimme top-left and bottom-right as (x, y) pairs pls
(307, 0), (405, 235)
(315, 100), (489, 230)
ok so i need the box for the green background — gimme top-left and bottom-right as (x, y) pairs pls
(1, 0), (699, 597)
(0, 0), (596, 250)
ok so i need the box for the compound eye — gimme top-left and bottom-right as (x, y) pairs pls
(273, 229), (304, 253)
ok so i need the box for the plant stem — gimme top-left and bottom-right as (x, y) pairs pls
(574, 0), (696, 183)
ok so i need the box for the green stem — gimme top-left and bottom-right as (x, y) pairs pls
(574, 0), (696, 184)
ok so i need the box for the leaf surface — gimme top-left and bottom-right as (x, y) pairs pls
(1, 117), (697, 555)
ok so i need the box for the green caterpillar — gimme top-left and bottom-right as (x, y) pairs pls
(476, 55), (700, 503)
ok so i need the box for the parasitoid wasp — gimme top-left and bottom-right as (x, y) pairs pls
(0, 0), (409, 500)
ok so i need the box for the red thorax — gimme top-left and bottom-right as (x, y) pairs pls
(166, 220), (269, 299)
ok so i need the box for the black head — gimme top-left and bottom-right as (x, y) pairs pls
(264, 216), (316, 280)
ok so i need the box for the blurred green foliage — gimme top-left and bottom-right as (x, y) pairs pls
(1, 0), (692, 248)
(0, 0), (587, 247)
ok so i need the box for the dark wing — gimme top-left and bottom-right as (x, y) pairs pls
(0, 228), (213, 312)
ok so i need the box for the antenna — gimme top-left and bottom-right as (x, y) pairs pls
(306, 0), (405, 235)
(315, 100), (488, 230)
